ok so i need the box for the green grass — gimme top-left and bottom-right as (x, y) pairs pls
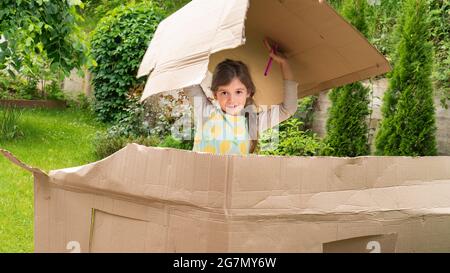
(0, 108), (105, 253)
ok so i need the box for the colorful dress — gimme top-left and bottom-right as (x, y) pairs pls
(192, 106), (250, 155)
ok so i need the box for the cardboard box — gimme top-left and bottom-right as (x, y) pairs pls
(3, 144), (450, 253)
(137, 0), (391, 105)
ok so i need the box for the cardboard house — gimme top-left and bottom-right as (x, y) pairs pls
(2, 144), (450, 252)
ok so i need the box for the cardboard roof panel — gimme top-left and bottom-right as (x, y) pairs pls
(138, 0), (391, 105)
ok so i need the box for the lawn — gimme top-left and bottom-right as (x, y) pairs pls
(0, 108), (105, 253)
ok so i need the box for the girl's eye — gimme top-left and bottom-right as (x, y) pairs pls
(236, 90), (242, 94)
(220, 91), (228, 96)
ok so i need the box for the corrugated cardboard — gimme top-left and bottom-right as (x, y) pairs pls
(137, 0), (391, 105)
(3, 144), (450, 253)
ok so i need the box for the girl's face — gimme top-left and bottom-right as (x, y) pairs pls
(214, 77), (251, 116)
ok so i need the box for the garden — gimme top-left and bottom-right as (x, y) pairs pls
(0, 0), (448, 252)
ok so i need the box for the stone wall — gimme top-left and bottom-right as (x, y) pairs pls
(62, 68), (92, 97)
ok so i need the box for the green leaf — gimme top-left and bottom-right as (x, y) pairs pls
(25, 37), (33, 47)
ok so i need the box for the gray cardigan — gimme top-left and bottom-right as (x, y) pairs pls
(184, 80), (299, 140)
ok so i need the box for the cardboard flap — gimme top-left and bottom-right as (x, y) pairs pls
(138, 0), (249, 102)
(0, 149), (47, 176)
(138, 0), (391, 105)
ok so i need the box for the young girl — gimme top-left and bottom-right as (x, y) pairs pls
(185, 43), (298, 155)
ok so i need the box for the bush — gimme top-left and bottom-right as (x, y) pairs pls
(93, 133), (193, 160)
(93, 132), (160, 159)
(45, 81), (66, 101)
(159, 135), (193, 150)
(0, 106), (23, 141)
(67, 93), (94, 111)
(258, 118), (332, 156)
(93, 91), (194, 159)
(324, 82), (371, 157)
(375, 0), (437, 156)
(90, 2), (166, 123)
(0, 72), (67, 101)
(0, 73), (39, 100)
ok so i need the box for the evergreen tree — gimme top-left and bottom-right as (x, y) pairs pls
(375, 0), (437, 156)
(324, 0), (371, 157)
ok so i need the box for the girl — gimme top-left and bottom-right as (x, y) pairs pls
(185, 40), (298, 155)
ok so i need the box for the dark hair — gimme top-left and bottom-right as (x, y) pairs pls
(211, 59), (256, 103)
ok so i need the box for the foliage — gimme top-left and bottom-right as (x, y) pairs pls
(158, 135), (193, 150)
(341, 0), (369, 36)
(429, 0), (449, 108)
(0, 106), (23, 141)
(324, 83), (371, 156)
(89, 2), (165, 123)
(258, 118), (332, 156)
(331, 0), (448, 107)
(0, 74), (38, 100)
(92, 90), (194, 159)
(0, 0), (88, 79)
(324, 0), (372, 157)
(92, 132), (160, 159)
(66, 93), (93, 111)
(152, 0), (191, 15)
(375, 0), (437, 156)
(0, 72), (66, 100)
(292, 96), (318, 131)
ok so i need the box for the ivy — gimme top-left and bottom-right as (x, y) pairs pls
(89, 2), (165, 123)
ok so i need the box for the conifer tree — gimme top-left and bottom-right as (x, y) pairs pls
(375, 0), (437, 156)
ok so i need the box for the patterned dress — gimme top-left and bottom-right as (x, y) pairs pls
(192, 107), (250, 155)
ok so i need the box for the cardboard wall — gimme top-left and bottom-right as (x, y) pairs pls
(17, 144), (449, 252)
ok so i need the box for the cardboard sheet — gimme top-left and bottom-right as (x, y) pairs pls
(138, 0), (391, 105)
(3, 145), (450, 253)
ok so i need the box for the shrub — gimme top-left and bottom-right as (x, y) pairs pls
(89, 2), (166, 123)
(45, 81), (66, 101)
(0, 106), (23, 141)
(93, 91), (194, 159)
(159, 135), (193, 150)
(67, 93), (94, 111)
(258, 118), (332, 156)
(93, 133), (193, 160)
(324, 82), (371, 157)
(93, 132), (160, 160)
(375, 0), (437, 156)
(0, 72), (66, 100)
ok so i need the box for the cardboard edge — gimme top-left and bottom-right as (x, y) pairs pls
(0, 148), (47, 176)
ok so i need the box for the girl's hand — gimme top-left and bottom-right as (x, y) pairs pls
(263, 37), (294, 80)
(263, 37), (288, 65)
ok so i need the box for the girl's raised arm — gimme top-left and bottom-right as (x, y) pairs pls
(254, 79), (299, 134)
